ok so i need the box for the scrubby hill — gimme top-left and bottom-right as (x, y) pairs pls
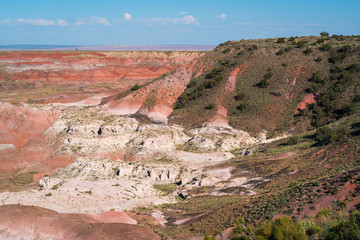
(99, 35), (360, 238)
(170, 35), (360, 136)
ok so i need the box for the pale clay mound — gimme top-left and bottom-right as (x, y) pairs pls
(0, 103), (265, 215)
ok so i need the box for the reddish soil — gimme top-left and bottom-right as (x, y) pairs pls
(0, 103), (60, 147)
(0, 205), (160, 240)
(268, 149), (300, 160)
(0, 104), (72, 175)
(90, 211), (138, 224)
(208, 64), (249, 127)
(294, 93), (316, 114)
(105, 61), (206, 122)
(0, 51), (200, 85)
(298, 180), (360, 219)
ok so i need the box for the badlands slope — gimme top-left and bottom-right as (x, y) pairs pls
(0, 49), (261, 239)
(1, 35), (360, 239)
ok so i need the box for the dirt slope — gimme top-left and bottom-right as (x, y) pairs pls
(0, 205), (160, 240)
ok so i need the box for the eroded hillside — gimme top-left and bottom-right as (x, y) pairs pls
(0, 35), (360, 239)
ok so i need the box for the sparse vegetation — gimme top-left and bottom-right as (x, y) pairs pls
(153, 184), (177, 195)
(303, 48), (313, 55)
(205, 103), (215, 109)
(275, 49), (284, 56)
(131, 84), (141, 91)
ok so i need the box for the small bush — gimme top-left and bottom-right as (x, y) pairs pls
(277, 37), (286, 43)
(285, 47), (293, 52)
(314, 56), (323, 62)
(205, 67), (224, 79)
(236, 102), (249, 111)
(205, 75), (224, 88)
(282, 63), (288, 67)
(276, 49), (284, 56)
(320, 43), (332, 51)
(131, 84), (140, 91)
(264, 71), (274, 80)
(288, 36), (296, 41)
(303, 48), (313, 55)
(287, 136), (299, 145)
(257, 79), (269, 88)
(222, 47), (231, 54)
(187, 78), (197, 88)
(346, 63), (360, 74)
(316, 38), (325, 44)
(315, 126), (349, 145)
(205, 103), (215, 109)
(153, 183), (177, 195)
(297, 40), (308, 48)
(320, 31), (329, 37)
(329, 52), (347, 63)
(234, 92), (245, 101)
(45, 192), (52, 197)
(339, 45), (352, 53)
(309, 72), (323, 84)
(248, 44), (258, 51)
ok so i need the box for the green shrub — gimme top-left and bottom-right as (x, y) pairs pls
(276, 49), (284, 56)
(131, 84), (141, 91)
(205, 75), (224, 88)
(205, 103), (215, 109)
(309, 72), (323, 84)
(346, 63), (360, 74)
(187, 78), (197, 88)
(321, 212), (360, 240)
(236, 102), (249, 111)
(339, 45), (352, 53)
(317, 38), (325, 44)
(320, 31), (329, 37)
(288, 36), (296, 41)
(277, 38), (286, 43)
(320, 43), (332, 51)
(314, 56), (323, 62)
(258, 216), (307, 240)
(234, 92), (245, 101)
(264, 71), (274, 80)
(282, 63), (288, 67)
(285, 47), (293, 52)
(205, 67), (224, 79)
(298, 221), (322, 238)
(153, 183), (177, 195)
(297, 40), (308, 48)
(315, 126), (349, 145)
(287, 136), (299, 145)
(222, 47), (231, 54)
(257, 79), (269, 88)
(303, 48), (313, 55)
(248, 45), (258, 51)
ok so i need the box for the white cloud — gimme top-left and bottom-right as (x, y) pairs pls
(217, 13), (226, 20)
(74, 21), (85, 26)
(124, 13), (132, 20)
(75, 16), (111, 26)
(179, 12), (188, 15)
(0, 19), (11, 24)
(89, 16), (111, 26)
(17, 18), (56, 26)
(57, 19), (70, 26)
(140, 14), (199, 26)
(182, 15), (199, 25)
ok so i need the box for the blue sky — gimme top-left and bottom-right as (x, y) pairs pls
(0, 0), (359, 45)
